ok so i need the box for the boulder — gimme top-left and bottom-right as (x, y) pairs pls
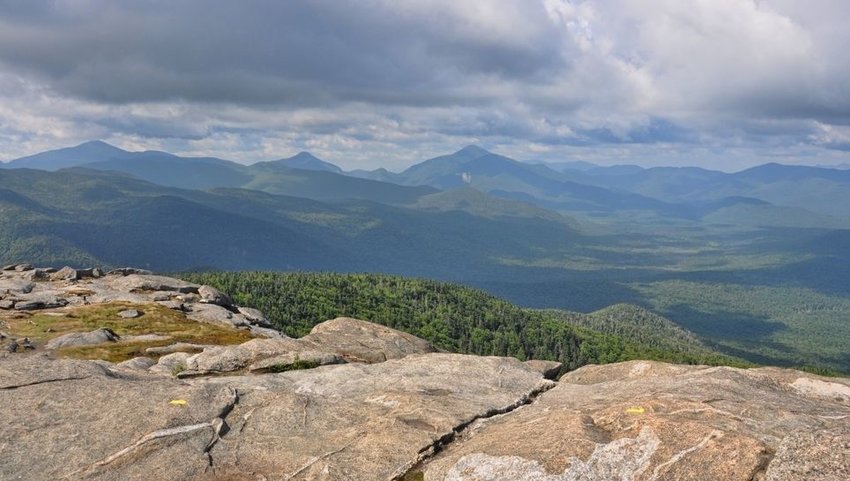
(118, 309), (142, 319)
(247, 325), (285, 338)
(76, 267), (104, 279)
(183, 337), (311, 374)
(0, 278), (35, 295)
(237, 306), (272, 327)
(49, 266), (79, 281)
(197, 285), (232, 307)
(116, 357), (156, 371)
(13, 300), (44, 310)
(46, 328), (120, 349)
(151, 291), (173, 302)
(106, 274), (199, 294)
(185, 303), (243, 327)
(155, 300), (185, 311)
(148, 351), (191, 376)
(13, 294), (69, 310)
(301, 316), (438, 363)
(21, 269), (48, 281)
(0, 299), (15, 310)
(106, 267), (153, 276)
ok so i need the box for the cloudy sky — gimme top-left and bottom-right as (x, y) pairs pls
(1, 0), (850, 171)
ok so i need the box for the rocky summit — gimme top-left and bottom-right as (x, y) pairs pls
(1, 265), (848, 480)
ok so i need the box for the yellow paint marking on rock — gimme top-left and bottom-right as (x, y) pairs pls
(169, 399), (188, 406)
(625, 406), (645, 414)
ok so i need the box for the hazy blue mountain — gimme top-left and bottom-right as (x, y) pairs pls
(0, 168), (342, 270)
(5, 141), (441, 205)
(2, 140), (252, 190)
(413, 187), (573, 224)
(690, 196), (844, 228)
(735, 163), (850, 183)
(578, 166), (728, 199)
(0, 167), (580, 277)
(559, 162), (850, 225)
(347, 167), (403, 183)
(9, 141), (850, 228)
(2, 140), (133, 170)
(243, 161), (438, 204)
(85, 152), (252, 190)
(258, 151), (344, 174)
(393, 146), (679, 216)
(539, 160), (600, 172)
(584, 164), (646, 176)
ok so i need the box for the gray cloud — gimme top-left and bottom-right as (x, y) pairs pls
(0, 0), (849, 170)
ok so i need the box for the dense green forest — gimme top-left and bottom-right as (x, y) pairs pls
(182, 271), (748, 371)
(630, 281), (850, 374)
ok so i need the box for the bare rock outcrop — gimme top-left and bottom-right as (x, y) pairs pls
(46, 328), (120, 349)
(172, 318), (437, 376)
(0, 353), (551, 481)
(417, 360), (850, 481)
(301, 316), (439, 363)
(1, 265), (848, 480)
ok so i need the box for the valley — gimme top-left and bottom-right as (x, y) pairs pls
(2, 142), (849, 374)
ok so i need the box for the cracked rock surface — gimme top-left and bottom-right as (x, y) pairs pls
(0, 353), (550, 480)
(418, 360), (850, 481)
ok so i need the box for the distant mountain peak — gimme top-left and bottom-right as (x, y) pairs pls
(278, 151), (343, 173)
(4, 139), (132, 171)
(78, 139), (120, 148)
(61, 140), (130, 156)
(290, 151), (321, 160)
(455, 145), (491, 158)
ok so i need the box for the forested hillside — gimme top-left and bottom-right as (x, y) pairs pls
(182, 271), (748, 370)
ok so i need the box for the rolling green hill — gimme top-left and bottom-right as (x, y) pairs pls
(0, 167), (582, 277)
(242, 162), (438, 204)
(181, 271), (747, 370)
(539, 304), (720, 361)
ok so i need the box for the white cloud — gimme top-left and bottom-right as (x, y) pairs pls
(0, 0), (848, 169)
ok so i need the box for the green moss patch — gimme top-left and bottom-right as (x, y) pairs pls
(3, 302), (253, 363)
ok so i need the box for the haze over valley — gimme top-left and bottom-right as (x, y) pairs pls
(2, 140), (849, 374)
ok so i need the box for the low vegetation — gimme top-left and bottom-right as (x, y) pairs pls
(2, 302), (253, 362)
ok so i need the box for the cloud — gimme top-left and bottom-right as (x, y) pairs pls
(0, 0), (848, 170)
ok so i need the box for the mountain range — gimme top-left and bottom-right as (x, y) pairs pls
(7, 140), (850, 227)
(2, 140), (850, 373)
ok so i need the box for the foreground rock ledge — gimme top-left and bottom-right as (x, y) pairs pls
(0, 353), (551, 481)
(1, 265), (849, 480)
(2, 357), (848, 480)
(418, 360), (850, 481)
